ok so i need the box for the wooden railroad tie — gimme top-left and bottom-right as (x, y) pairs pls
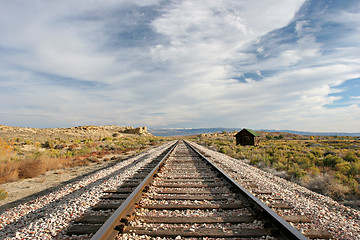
(161, 178), (217, 182)
(152, 194), (234, 200)
(154, 183), (226, 188)
(303, 229), (333, 239)
(66, 224), (102, 235)
(141, 203), (245, 210)
(157, 189), (231, 194)
(101, 194), (130, 200)
(104, 188), (134, 194)
(139, 216), (256, 224)
(123, 227), (272, 238)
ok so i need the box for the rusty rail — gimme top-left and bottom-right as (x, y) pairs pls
(184, 140), (308, 240)
(90, 140), (179, 240)
(91, 139), (308, 240)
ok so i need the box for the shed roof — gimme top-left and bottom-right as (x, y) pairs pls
(236, 128), (260, 137)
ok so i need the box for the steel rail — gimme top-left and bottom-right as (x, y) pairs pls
(90, 140), (179, 240)
(184, 140), (308, 240)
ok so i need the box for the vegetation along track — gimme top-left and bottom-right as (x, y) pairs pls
(67, 140), (333, 239)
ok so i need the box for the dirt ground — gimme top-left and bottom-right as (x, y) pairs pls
(0, 152), (135, 212)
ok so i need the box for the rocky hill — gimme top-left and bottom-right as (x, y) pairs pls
(0, 125), (151, 140)
(149, 128), (360, 137)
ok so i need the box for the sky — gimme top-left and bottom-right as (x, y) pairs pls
(0, 0), (359, 132)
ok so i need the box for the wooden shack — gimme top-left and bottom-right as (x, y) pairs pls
(235, 128), (260, 146)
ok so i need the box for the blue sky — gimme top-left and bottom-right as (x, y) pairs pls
(0, 0), (359, 132)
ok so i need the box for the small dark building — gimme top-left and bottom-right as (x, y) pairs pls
(235, 128), (260, 146)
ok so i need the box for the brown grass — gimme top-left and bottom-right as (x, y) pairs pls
(0, 161), (19, 183)
(18, 159), (46, 178)
(0, 136), (166, 186)
(0, 157), (73, 183)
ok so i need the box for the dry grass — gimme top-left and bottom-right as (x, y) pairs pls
(0, 135), (168, 186)
(18, 159), (46, 179)
(0, 126), (169, 199)
(0, 155), (97, 183)
(0, 161), (19, 183)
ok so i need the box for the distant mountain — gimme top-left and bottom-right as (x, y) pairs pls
(260, 129), (360, 137)
(148, 128), (240, 136)
(148, 128), (360, 137)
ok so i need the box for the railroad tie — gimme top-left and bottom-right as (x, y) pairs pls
(303, 229), (333, 239)
(87, 141), (310, 240)
(123, 227), (272, 238)
(139, 216), (256, 224)
(141, 203), (245, 210)
(152, 194), (234, 200)
(154, 182), (226, 188)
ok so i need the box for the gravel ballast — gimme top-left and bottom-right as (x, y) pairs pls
(1, 140), (359, 239)
(0, 141), (175, 239)
(190, 141), (360, 240)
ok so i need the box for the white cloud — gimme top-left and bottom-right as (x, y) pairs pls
(1, 0), (360, 132)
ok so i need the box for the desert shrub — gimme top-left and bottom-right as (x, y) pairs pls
(323, 154), (343, 168)
(0, 161), (19, 183)
(310, 149), (323, 157)
(328, 181), (351, 200)
(192, 134), (360, 200)
(277, 145), (288, 150)
(43, 157), (70, 170)
(0, 135), (166, 184)
(273, 161), (286, 171)
(102, 137), (113, 142)
(266, 148), (276, 156)
(349, 161), (360, 176)
(343, 151), (359, 162)
(0, 139), (14, 162)
(0, 188), (8, 200)
(82, 138), (94, 144)
(249, 154), (262, 165)
(305, 174), (350, 199)
(70, 147), (92, 156)
(295, 156), (312, 170)
(31, 150), (43, 160)
(336, 162), (352, 175)
(307, 165), (320, 175)
(288, 164), (307, 179)
(18, 159), (46, 179)
(219, 146), (229, 154)
(306, 174), (329, 193)
(42, 139), (55, 148)
(261, 154), (272, 167)
(46, 149), (62, 158)
(267, 156), (277, 166)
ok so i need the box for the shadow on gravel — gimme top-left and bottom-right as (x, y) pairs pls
(0, 150), (158, 239)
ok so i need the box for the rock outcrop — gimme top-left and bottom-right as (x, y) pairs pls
(0, 125), (151, 140)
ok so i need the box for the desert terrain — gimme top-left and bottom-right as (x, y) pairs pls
(0, 125), (166, 210)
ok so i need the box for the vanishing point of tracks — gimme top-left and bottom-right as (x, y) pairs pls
(67, 140), (329, 239)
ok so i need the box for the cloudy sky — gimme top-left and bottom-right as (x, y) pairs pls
(1, 0), (359, 132)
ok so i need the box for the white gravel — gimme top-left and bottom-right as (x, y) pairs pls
(190, 141), (360, 240)
(123, 142), (271, 240)
(0, 141), (176, 240)
(3, 140), (359, 240)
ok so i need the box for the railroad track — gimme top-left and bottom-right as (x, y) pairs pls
(67, 140), (332, 239)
